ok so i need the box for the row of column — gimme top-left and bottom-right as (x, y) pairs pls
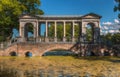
(43, 21), (76, 42)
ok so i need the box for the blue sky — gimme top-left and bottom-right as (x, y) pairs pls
(40, 0), (118, 23)
(13, 0), (119, 37)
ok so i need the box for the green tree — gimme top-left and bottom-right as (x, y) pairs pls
(18, 0), (44, 14)
(114, 0), (120, 18)
(86, 28), (92, 42)
(100, 33), (113, 46)
(48, 23), (80, 42)
(111, 33), (120, 44)
(0, 0), (43, 42)
(0, 0), (23, 41)
(48, 23), (54, 38)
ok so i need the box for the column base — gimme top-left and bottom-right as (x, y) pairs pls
(0, 43), (4, 49)
(63, 37), (66, 42)
(72, 37), (75, 42)
(36, 37), (41, 42)
(45, 37), (49, 42)
(18, 37), (26, 42)
(54, 37), (57, 42)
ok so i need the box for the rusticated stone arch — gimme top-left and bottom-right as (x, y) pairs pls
(20, 50), (35, 57)
(38, 43), (75, 56)
(9, 51), (17, 56)
(82, 21), (100, 43)
(24, 23), (34, 38)
(82, 22), (98, 33)
(25, 51), (32, 57)
(3, 44), (18, 56)
(19, 20), (38, 42)
(86, 22), (95, 42)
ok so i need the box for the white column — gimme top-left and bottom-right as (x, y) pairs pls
(82, 22), (86, 35)
(33, 23), (37, 38)
(45, 21), (48, 37)
(19, 22), (24, 37)
(19, 22), (26, 42)
(64, 21), (66, 37)
(72, 21), (75, 42)
(72, 21), (75, 37)
(63, 21), (66, 42)
(54, 21), (57, 42)
(39, 24), (42, 42)
(36, 21), (39, 42)
(36, 21), (39, 37)
(45, 21), (49, 42)
(19, 22), (22, 37)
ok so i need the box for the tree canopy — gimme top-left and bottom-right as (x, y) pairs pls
(48, 23), (80, 42)
(0, 0), (44, 42)
(114, 0), (120, 18)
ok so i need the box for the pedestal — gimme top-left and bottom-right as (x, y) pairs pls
(36, 37), (40, 43)
(54, 37), (57, 42)
(63, 37), (66, 42)
(18, 37), (26, 42)
(45, 37), (49, 42)
(72, 37), (75, 43)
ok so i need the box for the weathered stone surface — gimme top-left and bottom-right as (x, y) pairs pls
(0, 43), (78, 56)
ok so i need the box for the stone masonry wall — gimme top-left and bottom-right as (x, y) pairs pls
(0, 43), (77, 56)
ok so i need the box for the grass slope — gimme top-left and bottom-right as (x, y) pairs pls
(0, 56), (120, 76)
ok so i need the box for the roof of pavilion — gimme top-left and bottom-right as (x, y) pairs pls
(19, 13), (102, 19)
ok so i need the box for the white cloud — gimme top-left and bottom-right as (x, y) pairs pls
(109, 30), (115, 33)
(114, 19), (119, 23)
(102, 26), (109, 29)
(102, 22), (112, 25)
(101, 19), (120, 34)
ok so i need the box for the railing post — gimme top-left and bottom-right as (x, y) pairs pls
(0, 42), (4, 49)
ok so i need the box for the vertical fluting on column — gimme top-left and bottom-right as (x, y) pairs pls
(45, 21), (49, 42)
(63, 21), (66, 42)
(72, 21), (75, 42)
(54, 21), (57, 42)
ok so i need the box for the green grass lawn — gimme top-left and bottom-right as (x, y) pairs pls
(0, 56), (120, 77)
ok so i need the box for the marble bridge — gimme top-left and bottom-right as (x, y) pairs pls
(0, 13), (101, 56)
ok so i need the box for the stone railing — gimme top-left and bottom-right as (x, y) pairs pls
(0, 36), (103, 50)
(0, 38), (19, 49)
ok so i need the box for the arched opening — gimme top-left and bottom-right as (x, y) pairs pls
(86, 23), (95, 43)
(42, 49), (75, 56)
(10, 51), (17, 56)
(24, 23), (34, 41)
(25, 52), (32, 57)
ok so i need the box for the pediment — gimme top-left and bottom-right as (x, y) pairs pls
(82, 13), (102, 19)
(19, 14), (37, 19)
